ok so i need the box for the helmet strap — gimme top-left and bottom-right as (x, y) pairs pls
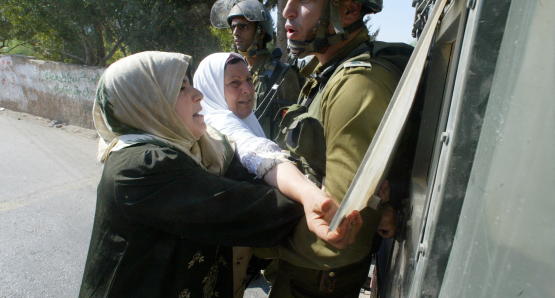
(237, 23), (270, 58)
(247, 24), (263, 57)
(289, 15), (365, 58)
(288, 0), (331, 58)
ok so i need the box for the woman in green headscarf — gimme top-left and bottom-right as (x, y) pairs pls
(79, 51), (359, 298)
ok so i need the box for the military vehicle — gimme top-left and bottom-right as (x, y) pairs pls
(370, 0), (554, 297)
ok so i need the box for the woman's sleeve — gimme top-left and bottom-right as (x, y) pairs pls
(211, 115), (290, 178)
(108, 145), (304, 247)
(232, 129), (290, 178)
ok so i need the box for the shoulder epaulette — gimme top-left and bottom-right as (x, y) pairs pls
(343, 61), (372, 69)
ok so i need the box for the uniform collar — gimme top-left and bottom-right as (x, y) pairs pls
(249, 52), (272, 75)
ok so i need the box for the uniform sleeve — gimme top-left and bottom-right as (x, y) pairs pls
(106, 145), (304, 248)
(320, 65), (398, 203)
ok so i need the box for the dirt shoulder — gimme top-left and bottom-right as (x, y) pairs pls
(0, 107), (98, 140)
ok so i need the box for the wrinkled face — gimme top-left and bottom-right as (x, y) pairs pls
(174, 76), (206, 139)
(224, 62), (255, 119)
(283, 0), (325, 42)
(231, 16), (257, 52)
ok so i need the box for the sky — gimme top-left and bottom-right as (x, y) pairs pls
(271, 1), (417, 44)
(368, 0), (417, 44)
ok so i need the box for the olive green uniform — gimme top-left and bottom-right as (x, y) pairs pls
(263, 28), (403, 297)
(251, 52), (301, 140)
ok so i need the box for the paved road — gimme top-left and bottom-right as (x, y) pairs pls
(0, 109), (271, 297)
(0, 110), (101, 297)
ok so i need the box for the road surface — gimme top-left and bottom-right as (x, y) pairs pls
(0, 109), (100, 297)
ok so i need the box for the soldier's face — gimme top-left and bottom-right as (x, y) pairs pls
(224, 62), (255, 119)
(231, 17), (256, 52)
(283, 0), (326, 42)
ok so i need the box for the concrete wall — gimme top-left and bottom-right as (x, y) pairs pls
(0, 55), (106, 129)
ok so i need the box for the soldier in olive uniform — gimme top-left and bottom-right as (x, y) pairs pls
(212, 0), (301, 140)
(259, 0), (411, 296)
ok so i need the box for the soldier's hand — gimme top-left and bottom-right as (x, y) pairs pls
(377, 204), (397, 238)
(304, 194), (363, 249)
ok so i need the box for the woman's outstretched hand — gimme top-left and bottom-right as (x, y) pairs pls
(303, 193), (363, 249)
(263, 162), (362, 249)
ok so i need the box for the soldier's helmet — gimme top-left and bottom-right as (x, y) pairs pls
(354, 0), (383, 13)
(211, 0), (274, 44)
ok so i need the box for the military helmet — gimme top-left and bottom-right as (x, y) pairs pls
(226, 0), (274, 44)
(353, 0), (383, 13)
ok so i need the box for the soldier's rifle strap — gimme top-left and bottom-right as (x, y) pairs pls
(255, 58), (298, 121)
(263, 48), (283, 81)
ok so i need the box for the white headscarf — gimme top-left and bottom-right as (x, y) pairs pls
(194, 53), (289, 177)
(93, 51), (234, 175)
(194, 53), (265, 137)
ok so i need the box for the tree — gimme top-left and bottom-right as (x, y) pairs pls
(121, 0), (230, 69)
(0, 0), (230, 66)
(1, 3), (34, 54)
(1, 0), (127, 65)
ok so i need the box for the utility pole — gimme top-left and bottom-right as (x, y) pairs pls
(276, 0), (288, 62)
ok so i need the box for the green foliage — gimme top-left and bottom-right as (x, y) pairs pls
(1, 0), (128, 65)
(210, 27), (235, 53)
(0, 39), (37, 56)
(1, 0), (229, 66)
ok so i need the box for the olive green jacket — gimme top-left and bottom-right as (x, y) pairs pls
(261, 29), (402, 270)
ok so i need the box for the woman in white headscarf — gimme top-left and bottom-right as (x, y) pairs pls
(79, 51), (360, 298)
(194, 53), (344, 205)
(194, 53), (286, 177)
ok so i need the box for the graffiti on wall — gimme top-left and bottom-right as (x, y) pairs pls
(0, 55), (105, 102)
(0, 56), (13, 70)
(41, 71), (101, 98)
(0, 55), (105, 128)
(0, 57), (16, 87)
(0, 57), (13, 69)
